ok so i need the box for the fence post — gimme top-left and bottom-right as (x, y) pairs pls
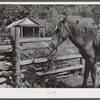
(80, 57), (83, 65)
(15, 26), (21, 87)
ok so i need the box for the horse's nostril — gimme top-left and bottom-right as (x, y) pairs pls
(47, 43), (54, 51)
(50, 42), (54, 49)
(47, 46), (51, 51)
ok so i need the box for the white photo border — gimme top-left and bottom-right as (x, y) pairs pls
(0, 2), (100, 98)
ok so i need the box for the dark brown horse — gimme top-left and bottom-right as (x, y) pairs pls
(49, 16), (100, 88)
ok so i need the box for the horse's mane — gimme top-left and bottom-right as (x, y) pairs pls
(67, 20), (94, 30)
(67, 20), (98, 46)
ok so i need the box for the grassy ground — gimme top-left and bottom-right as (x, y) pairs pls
(58, 71), (100, 88)
(57, 40), (79, 56)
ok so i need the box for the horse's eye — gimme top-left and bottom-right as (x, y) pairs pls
(55, 23), (62, 33)
(55, 28), (60, 33)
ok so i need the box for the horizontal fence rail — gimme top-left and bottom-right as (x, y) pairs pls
(5, 54), (82, 66)
(0, 34), (100, 87)
(4, 37), (52, 43)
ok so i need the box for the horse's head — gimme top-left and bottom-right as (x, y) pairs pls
(48, 17), (70, 54)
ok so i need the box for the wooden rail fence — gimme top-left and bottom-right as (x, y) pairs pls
(0, 42), (100, 87)
(0, 54), (84, 87)
(0, 33), (52, 87)
(0, 39), (84, 87)
(0, 28), (100, 88)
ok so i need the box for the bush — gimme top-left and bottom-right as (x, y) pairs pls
(44, 75), (68, 88)
(20, 48), (58, 87)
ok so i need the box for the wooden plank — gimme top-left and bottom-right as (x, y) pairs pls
(34, 58), (48, 63)
(0, 66), (9, 71)
(36, 62), (100, 76)
(36, 65), (84, 76)
(57, 74), (73, 79)
(57, 63), (77, 68)
(0, 78), (7, 88)
(0, 45), (12, 51)
(3, 55), (80, 66)
(4, 37), (52, 43)
(0, 71), (12, 76)
(0, 44), (28, 51)
(22, 45), (48, 50)
(57, 54), (82, 61)
(17, 58), (47, 65)
(56, 71), (68, 76)
(20, 59), (34, 65)
(0, 77), (7, 83)
(0, 57), (10, 61)
(20, 58), (48, 65)
(0, 55), (8, 60)
(6, 54), (100, 67)
(0, 61), (7, 68)
(0, 83), (7, 88)
(0, 55), (5, 59)
(6, 60), (100, 74)
(19, 54), (82, 66)
(0, 44), (48, 50)
(20, 37), (52, 43)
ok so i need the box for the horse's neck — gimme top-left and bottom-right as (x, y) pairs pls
(68, 23), (97, 49)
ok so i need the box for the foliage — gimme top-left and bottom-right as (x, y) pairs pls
(92, 6), (100, 28)
(0, 5), (99, 36)
(43, 75), (68, 88)
(19, 48), (58, 87)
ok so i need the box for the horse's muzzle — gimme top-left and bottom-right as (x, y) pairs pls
(47, 42), (57, 55)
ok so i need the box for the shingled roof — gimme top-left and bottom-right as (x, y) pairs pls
(6, 17), (43, 29)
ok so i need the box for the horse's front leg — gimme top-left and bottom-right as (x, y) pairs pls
(82, 61), (90, 88)
(91, 62), (97, 88)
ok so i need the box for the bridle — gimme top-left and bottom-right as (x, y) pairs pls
(47, 21), (71, 57)
(63, 21), (71, 33)
(57, 21), (71, 44)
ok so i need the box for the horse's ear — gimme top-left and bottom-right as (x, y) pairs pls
(61, 16), (67, 23)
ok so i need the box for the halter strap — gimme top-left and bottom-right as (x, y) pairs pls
(63, 22), (71, 33)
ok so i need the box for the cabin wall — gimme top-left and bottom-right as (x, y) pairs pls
(39, 28), (45, 37)
(10, 27), (45, 39)
(23, 27), (33, 37)
(34, 27), (39, 37)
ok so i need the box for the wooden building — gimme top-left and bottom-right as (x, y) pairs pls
(6, 17), (45, 38)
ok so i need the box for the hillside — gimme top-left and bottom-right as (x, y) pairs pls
(0, 5), (99, 36)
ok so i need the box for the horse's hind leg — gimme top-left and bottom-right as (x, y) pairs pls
(91, 62), (97, 88)
(82, 61), (90, 88)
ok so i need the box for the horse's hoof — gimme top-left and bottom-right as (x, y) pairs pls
(81, 85), (87, 88)
(93, 85), (97, 88)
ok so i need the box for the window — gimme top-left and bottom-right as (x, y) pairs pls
(23, 27), (33, 37)
(34, 28), (39, 37)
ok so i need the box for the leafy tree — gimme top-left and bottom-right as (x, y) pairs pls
(92, 6), (100, 29)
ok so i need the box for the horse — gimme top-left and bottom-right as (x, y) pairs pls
(49, 16), (100, 88)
